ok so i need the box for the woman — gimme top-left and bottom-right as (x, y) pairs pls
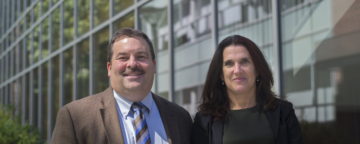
(192, 35), (303, 144)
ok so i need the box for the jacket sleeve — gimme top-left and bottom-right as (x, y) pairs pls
(284, 105), (304, 144)
(191, 112), (210, 144)
(50, 106), (78, 144)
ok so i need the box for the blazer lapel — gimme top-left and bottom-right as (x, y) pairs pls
(265, 104), (280, 141)
(152, 93), (176, 144)
(212, 120), (224, 144)
(99, 87), (125, 144)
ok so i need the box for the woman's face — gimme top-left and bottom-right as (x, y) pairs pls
(221, 45), (258, 97)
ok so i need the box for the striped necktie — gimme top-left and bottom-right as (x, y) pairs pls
(132, 102), (151, 144)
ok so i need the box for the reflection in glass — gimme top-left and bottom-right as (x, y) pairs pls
(63, 48), (73, 105)
(64, 0), (74, 45)
(0, 59), (2, 83)
(93, 27), (109, 94)
(18, 43), (23, 72)
(93, 0), (109, 27)
(19, 19), (24, 38)
(77, 0), (90, 36)
(25, 73), (30, 123)
(173, 0), (211, 47)
(12, 81), (17, 115)
(76, 38), (89, 99)
(218, 0), (274, 67)
(15, 45), (20, 73)
(42, 17), (50, 58)
(139, 0), (168, 99)
(33, 26), (40, 63)
(113, 0), (133, 15)
(26, 12), (31, 30)
(41, 62), (48, 141)
(113, 11), (134, 33)
(52, 7), (61, 51)
(27, 0), (32, 8)
(26, 34), (31, 67)
(140, 0), (169, 52)
(33, 2), (41, 23)
(42, 0), (50, 15)
(32, 68), (39, 127)
(52, 0), (59, 5)
(17, 78), (23, 124)
(280, 0), (360, 143)
(51, 55), (60, 132)
(9, 49), (13, 78)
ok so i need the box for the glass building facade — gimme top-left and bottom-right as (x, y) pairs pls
(0, 0), (359, 143)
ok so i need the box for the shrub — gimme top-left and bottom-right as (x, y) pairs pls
(0, 105), (41, 144)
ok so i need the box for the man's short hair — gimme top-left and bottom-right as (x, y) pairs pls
(107, 28), (156, 63)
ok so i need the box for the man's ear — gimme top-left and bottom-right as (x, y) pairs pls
(107, 62), (111, 77)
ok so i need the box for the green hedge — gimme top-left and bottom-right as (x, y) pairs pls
(0, 105), (41, 144)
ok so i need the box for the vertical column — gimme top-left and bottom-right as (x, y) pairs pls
(89, 0), (94, 95)
(48, 0), (53, 139)
(134, 0), (138, 29)
(211, 0), (218, 50)
(47, 58), (52, 141)
(73, 0), (78, 100)
(271, 0), (283, 97)
(168, 0), (174, 102)
(59, 2), (64, 107)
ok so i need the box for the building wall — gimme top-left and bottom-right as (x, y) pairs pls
(0, 0), (359, 143)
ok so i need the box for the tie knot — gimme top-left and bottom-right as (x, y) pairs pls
(132, 102), (144, 112)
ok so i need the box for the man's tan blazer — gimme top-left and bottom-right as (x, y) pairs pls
(50, 87), (192, 144)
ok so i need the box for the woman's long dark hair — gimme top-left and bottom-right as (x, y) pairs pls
(198, 35), (278, 122)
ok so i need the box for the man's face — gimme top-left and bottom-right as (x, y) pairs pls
(107, 36), (156, 101)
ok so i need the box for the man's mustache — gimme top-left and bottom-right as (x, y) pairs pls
(122, 67), (145, 75)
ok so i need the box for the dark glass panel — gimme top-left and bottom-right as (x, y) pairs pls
(17, 78), (23, 124)
(77, 0), (90, 36)
(9, 49), (14, 78)
(33, 26), (40, 63)
(26, 34), (31, 67)
(42, 0), (50, 15)
(19, 19), (24, 38)
(18, 43), (23, 72)
(33, 2), (41, 23)
(25, 73), (30, 123)
(113, 11), (134, 33)
(51, 55), (60, 132)
(63, 48), (74, 105)
(113, 0), (133, 15)
(93, 27), (109, 94)
(41, 62), (48, 141)
(51, 7), (60, 51)
(32, 68), (39, 127)
(93, 0), (109, 27)
(76, 38), (89, 99)
(26, 12), (31, 30)
(42, 17), (49, 58)
(63, 0), (74, 45)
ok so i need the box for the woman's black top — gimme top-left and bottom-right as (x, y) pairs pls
(223, 105), (275, 144)
(191, 99), (304, 144)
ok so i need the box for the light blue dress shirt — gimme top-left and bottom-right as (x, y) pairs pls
(113, 90), (169, 144)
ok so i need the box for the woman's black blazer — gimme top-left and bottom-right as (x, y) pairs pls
(191, 100), (304, 144)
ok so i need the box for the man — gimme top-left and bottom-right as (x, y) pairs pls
(50, 28), (192, 144)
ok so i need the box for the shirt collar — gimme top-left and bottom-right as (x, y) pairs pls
(113, 90), (154, 118)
